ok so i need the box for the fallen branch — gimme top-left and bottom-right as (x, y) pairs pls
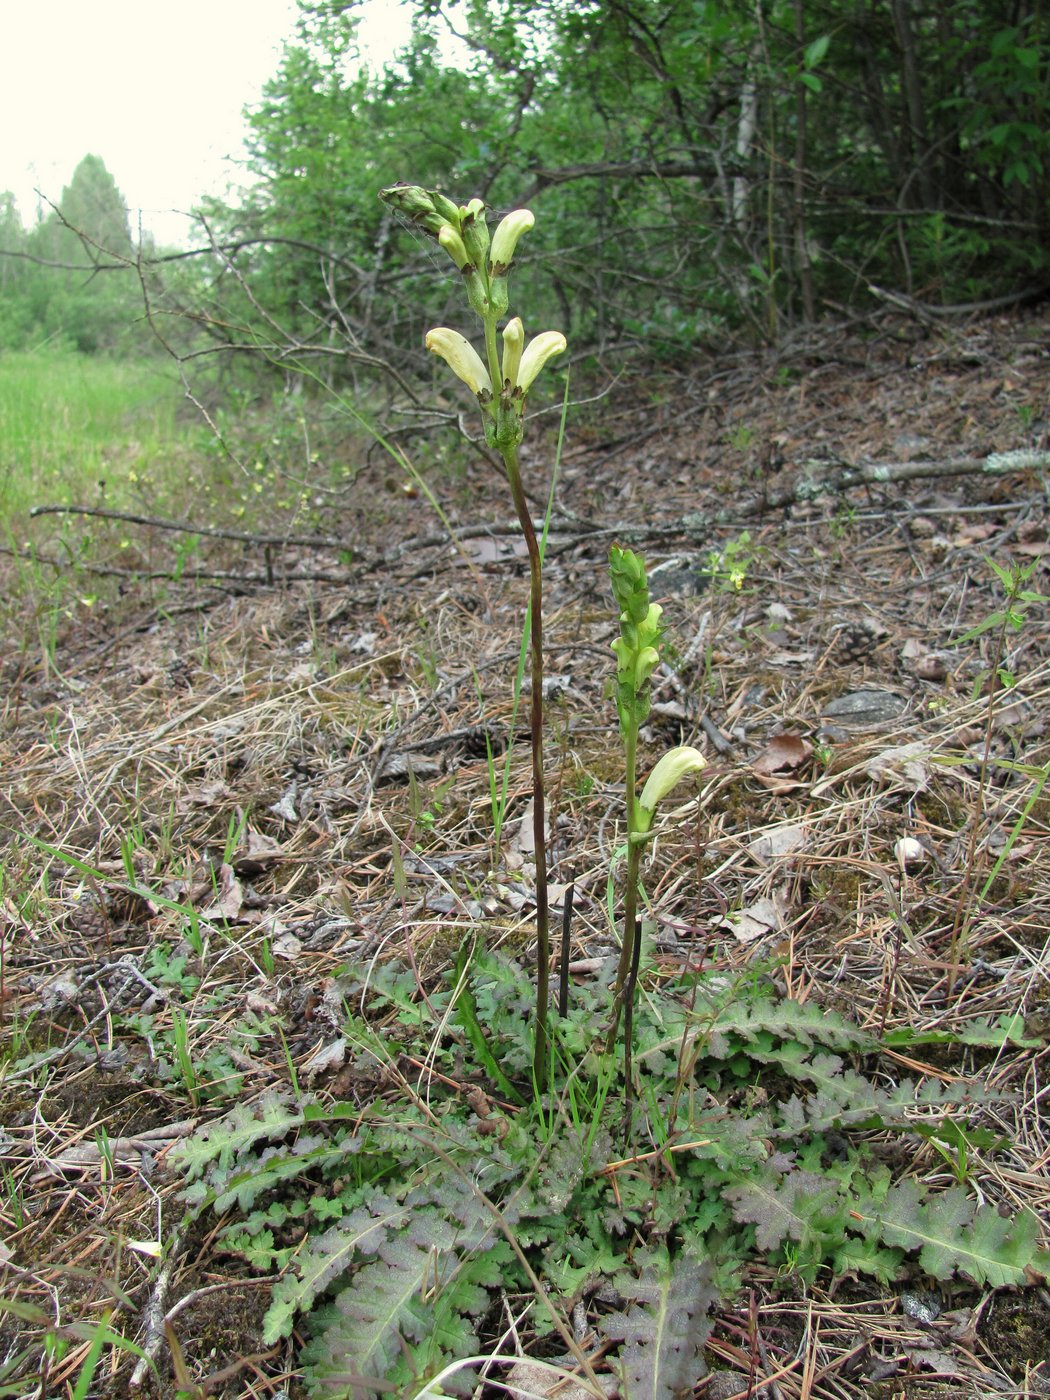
(745, 447), (1050, 514)
(29, 503), (348, 550)
(128, 1224), (186, 1392)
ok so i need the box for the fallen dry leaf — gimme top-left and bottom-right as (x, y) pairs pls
(720, 890), (789, 944)
(198, 862), (244, 921)
(751, 733), (812, 775)
(749, 822), (807, 863)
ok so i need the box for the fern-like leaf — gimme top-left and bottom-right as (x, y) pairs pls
(600, 1246), (717, 1400)
(263, 1190), (408, 1343)
(172, 1092), (304, 1180)
(301, 1209), (489, 1398)
(724, 1166), (847, 1253)
(851, 1179), (1041, 1287)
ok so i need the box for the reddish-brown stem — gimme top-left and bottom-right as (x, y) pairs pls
(503, 442), (550, 1092)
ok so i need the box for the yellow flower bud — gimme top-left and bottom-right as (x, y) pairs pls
(517, 331), (567, 391)
(490, 209), (535, 272)
(425, 328), (492, 396)
(501, 317), (524, 388)
(438, 224), (472, 270)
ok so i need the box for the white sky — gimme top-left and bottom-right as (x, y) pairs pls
(0, 0), (416, 247)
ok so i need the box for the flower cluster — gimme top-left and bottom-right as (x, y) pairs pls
(609, 546), (664, 731)
(609, 546), (706, 834)
(379, 184), (566, 447)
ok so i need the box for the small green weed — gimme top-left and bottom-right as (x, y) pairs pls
(701, 530), (760, 592)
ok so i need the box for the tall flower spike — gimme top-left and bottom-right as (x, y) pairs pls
(425, 329), (492, 397)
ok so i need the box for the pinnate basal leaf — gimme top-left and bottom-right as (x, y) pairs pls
(173, 1091), (305, 1181)
(301, 1210), (492, 1398)
(851, 1179), (1041, 1287)
(600, 1246), (717, 1400)
(264, 1190), (408, 1343)
(724, 1166), (847, 1254)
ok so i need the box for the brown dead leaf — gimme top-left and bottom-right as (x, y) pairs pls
(198, 862), (244, 921)
(749, 822), (807, 864)
(752, 733), (812, 775)
(175, 780), (233, 813)
(951, 521), (999, 546)
(720, 889), (789, 944)
(304, 1038), (347, 1080)
(231, 827), (285, 875)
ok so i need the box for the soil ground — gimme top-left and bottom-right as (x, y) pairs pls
(2, 306), (1049, 1397)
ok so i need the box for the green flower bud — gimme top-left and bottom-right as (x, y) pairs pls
(636, 746), (707, 834)
(438, 224), (472, 270)
(431, 192), (463, 224)
(633, 645), (660, 691)
(459, 198), (490, 268)
(425, 328), (492, 397)
(610, 547), (652, 625)
(379, 184), (460, 238)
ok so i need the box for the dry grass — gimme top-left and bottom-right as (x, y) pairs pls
(1, 306), (1049, 1397)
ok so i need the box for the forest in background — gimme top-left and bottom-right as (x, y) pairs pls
(1, 0), (1048, 378)
(2, 5), (1050, 1397)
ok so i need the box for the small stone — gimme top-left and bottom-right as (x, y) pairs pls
(895, 836), (929, 870)
(901, 1289), (942, 1323)
(705, 1373), (761, 1399)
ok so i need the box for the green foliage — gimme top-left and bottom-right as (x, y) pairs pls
(0, 155), (148, 354)
(172, 952), (1040, 1398)
(0, 351), (185, 519)
(600, 1246), (717, 1400)
(181, 0), (1050, 372)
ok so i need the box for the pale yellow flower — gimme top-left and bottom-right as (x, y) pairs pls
(636, 746), (707, 834)
(424, 328), (492, 395)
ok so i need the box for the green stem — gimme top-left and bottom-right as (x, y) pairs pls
(483, 316), (503, 403)
(502, 438), (550, 1093)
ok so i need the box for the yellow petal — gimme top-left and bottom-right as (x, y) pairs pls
(637, 746), (706, 833)
(501, 317), (524, 387)
(425, 328), (492, 395)
(517, 331), (567, 391)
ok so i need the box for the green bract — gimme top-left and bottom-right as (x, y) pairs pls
(378, 183), (460, 237)
(610, 546), (663, 732)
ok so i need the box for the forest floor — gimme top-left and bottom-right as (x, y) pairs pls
(2, 304), (1049, 1398)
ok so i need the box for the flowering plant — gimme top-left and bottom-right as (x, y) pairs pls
(607, 547), (705, 1091)
(379, 184), (566, 1091)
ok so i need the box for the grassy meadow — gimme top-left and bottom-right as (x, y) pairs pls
(0, 351), (191, 523)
